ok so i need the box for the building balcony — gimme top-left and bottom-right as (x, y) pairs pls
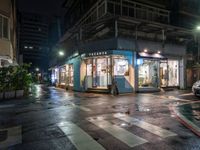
(73, 0), (170, 28)
(61, 0), (170, 42)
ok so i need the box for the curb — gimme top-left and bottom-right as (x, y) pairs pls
(169, 104), (200, 137)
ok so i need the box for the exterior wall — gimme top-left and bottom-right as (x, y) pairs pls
(0, 40), (12, 57)
(0, 0), (16, 67)
(65, 56), (82, 91)
(137, 40), (186, 56)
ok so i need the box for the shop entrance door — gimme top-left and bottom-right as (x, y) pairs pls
(93, 58), (108, 88)
(160, 61), (168, 87)
(97, 58), (108, 88)
(68, 64), (74, 87)
(86, 57), (110, 89)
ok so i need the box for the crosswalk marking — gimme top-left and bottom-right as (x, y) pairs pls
(52, 103), (91, 112)
(58, 121), (105, 150)
(113, 113), (177, 138)
(70, 103), (91, 112)
(87, 118), (148, 147)
(140, 94), (189, 102)
(0, 126), (22, 148)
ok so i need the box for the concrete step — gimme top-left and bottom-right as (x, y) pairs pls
(87, 88), (110, 94)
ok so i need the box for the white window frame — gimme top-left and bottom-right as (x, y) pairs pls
(0, 14), (10, 40)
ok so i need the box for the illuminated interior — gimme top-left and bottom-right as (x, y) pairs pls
(138, 59), (159, 88)
(85, 56), (129, 89)
(139, 58), (179, 88)
(86, 57), (111, 89)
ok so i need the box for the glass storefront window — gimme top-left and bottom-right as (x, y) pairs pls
(68, 64), (74, 86)
(60, 67), (66, 85)
(168, 60), (179, 86)
(114, 59), (129, 76)
(85, 56), (129, 89)
(87, 64), (92, 76)
(96, 58), (108, 87)
(160, 61), (168, 87)
(86, 57), (111, 89)
(138, 59), (159, 88)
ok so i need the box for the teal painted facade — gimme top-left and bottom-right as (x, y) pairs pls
(53, 50), (135, 93)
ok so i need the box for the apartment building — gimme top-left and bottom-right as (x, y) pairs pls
(50, 0), (193, 93)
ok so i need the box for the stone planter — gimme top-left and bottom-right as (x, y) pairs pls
(16, 90), (24, 98)
(4, 91), (15, 99)
(0, 92), (3, 100)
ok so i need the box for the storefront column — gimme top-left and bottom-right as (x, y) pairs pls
(133, 51), (138, 92)
(157, 62), (161, 88)
(180, 57), (186, 89)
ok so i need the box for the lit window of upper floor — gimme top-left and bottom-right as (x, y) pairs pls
(0, 14), (9, 40)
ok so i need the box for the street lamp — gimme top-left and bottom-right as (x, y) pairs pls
(197, 26), (200, 30)
(58, 51), (64, 56)
(35, 68), (39, 72)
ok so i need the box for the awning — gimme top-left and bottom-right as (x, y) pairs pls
(136, 40), (186, 56)
(137, 52), (165, 59)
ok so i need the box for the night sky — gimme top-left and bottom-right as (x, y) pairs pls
(17, 0), (65, 16)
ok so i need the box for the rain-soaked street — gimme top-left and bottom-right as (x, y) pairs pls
(0, 84), (200, 150)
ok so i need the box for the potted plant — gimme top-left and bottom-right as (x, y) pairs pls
(0, 67), (4, 100)
(4, 66), (15, 99)
(14, 65), (32, 98)
(4, 80), (15, 99)
(0, 85), (3, 100)
(14, 66), (23, 98)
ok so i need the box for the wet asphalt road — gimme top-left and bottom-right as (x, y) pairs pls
(0, 85), (200, 150)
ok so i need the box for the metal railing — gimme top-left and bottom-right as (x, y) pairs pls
(107, 0), (170, 24)
(75, 0), (170, 28)
(61, 0), (170, 42)
(74, 0), (107, 27)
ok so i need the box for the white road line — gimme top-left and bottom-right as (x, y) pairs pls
(58, 121), (105, 150)
(87, 118), (148, 147)
(142, 94), (189, 102)
(178, 93), (193, 96)
(52, 103), (91, 112)
(113, 113), (177, 138)
(70, 103), (91, 112)
(0, 126), (22, 148)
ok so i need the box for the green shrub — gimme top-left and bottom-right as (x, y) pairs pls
(0, 64), (32, 92)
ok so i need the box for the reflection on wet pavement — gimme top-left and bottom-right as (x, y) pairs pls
(1, 84), (200, 149)
(178, 102), (200, 125)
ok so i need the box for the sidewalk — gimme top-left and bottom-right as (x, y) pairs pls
(171, 102), (200, 136)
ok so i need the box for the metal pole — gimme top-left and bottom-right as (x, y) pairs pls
(198, 35), (200, 63)
(134, 24), (138, 93)
(115, 20), (118, 37)
(162, 29), (165, 49)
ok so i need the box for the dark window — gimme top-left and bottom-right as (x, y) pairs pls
(115, 4), (121, 15)
(3, 17), (9, 39)
(0, 16), (2, 38)
(108, 3), (114, 14)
